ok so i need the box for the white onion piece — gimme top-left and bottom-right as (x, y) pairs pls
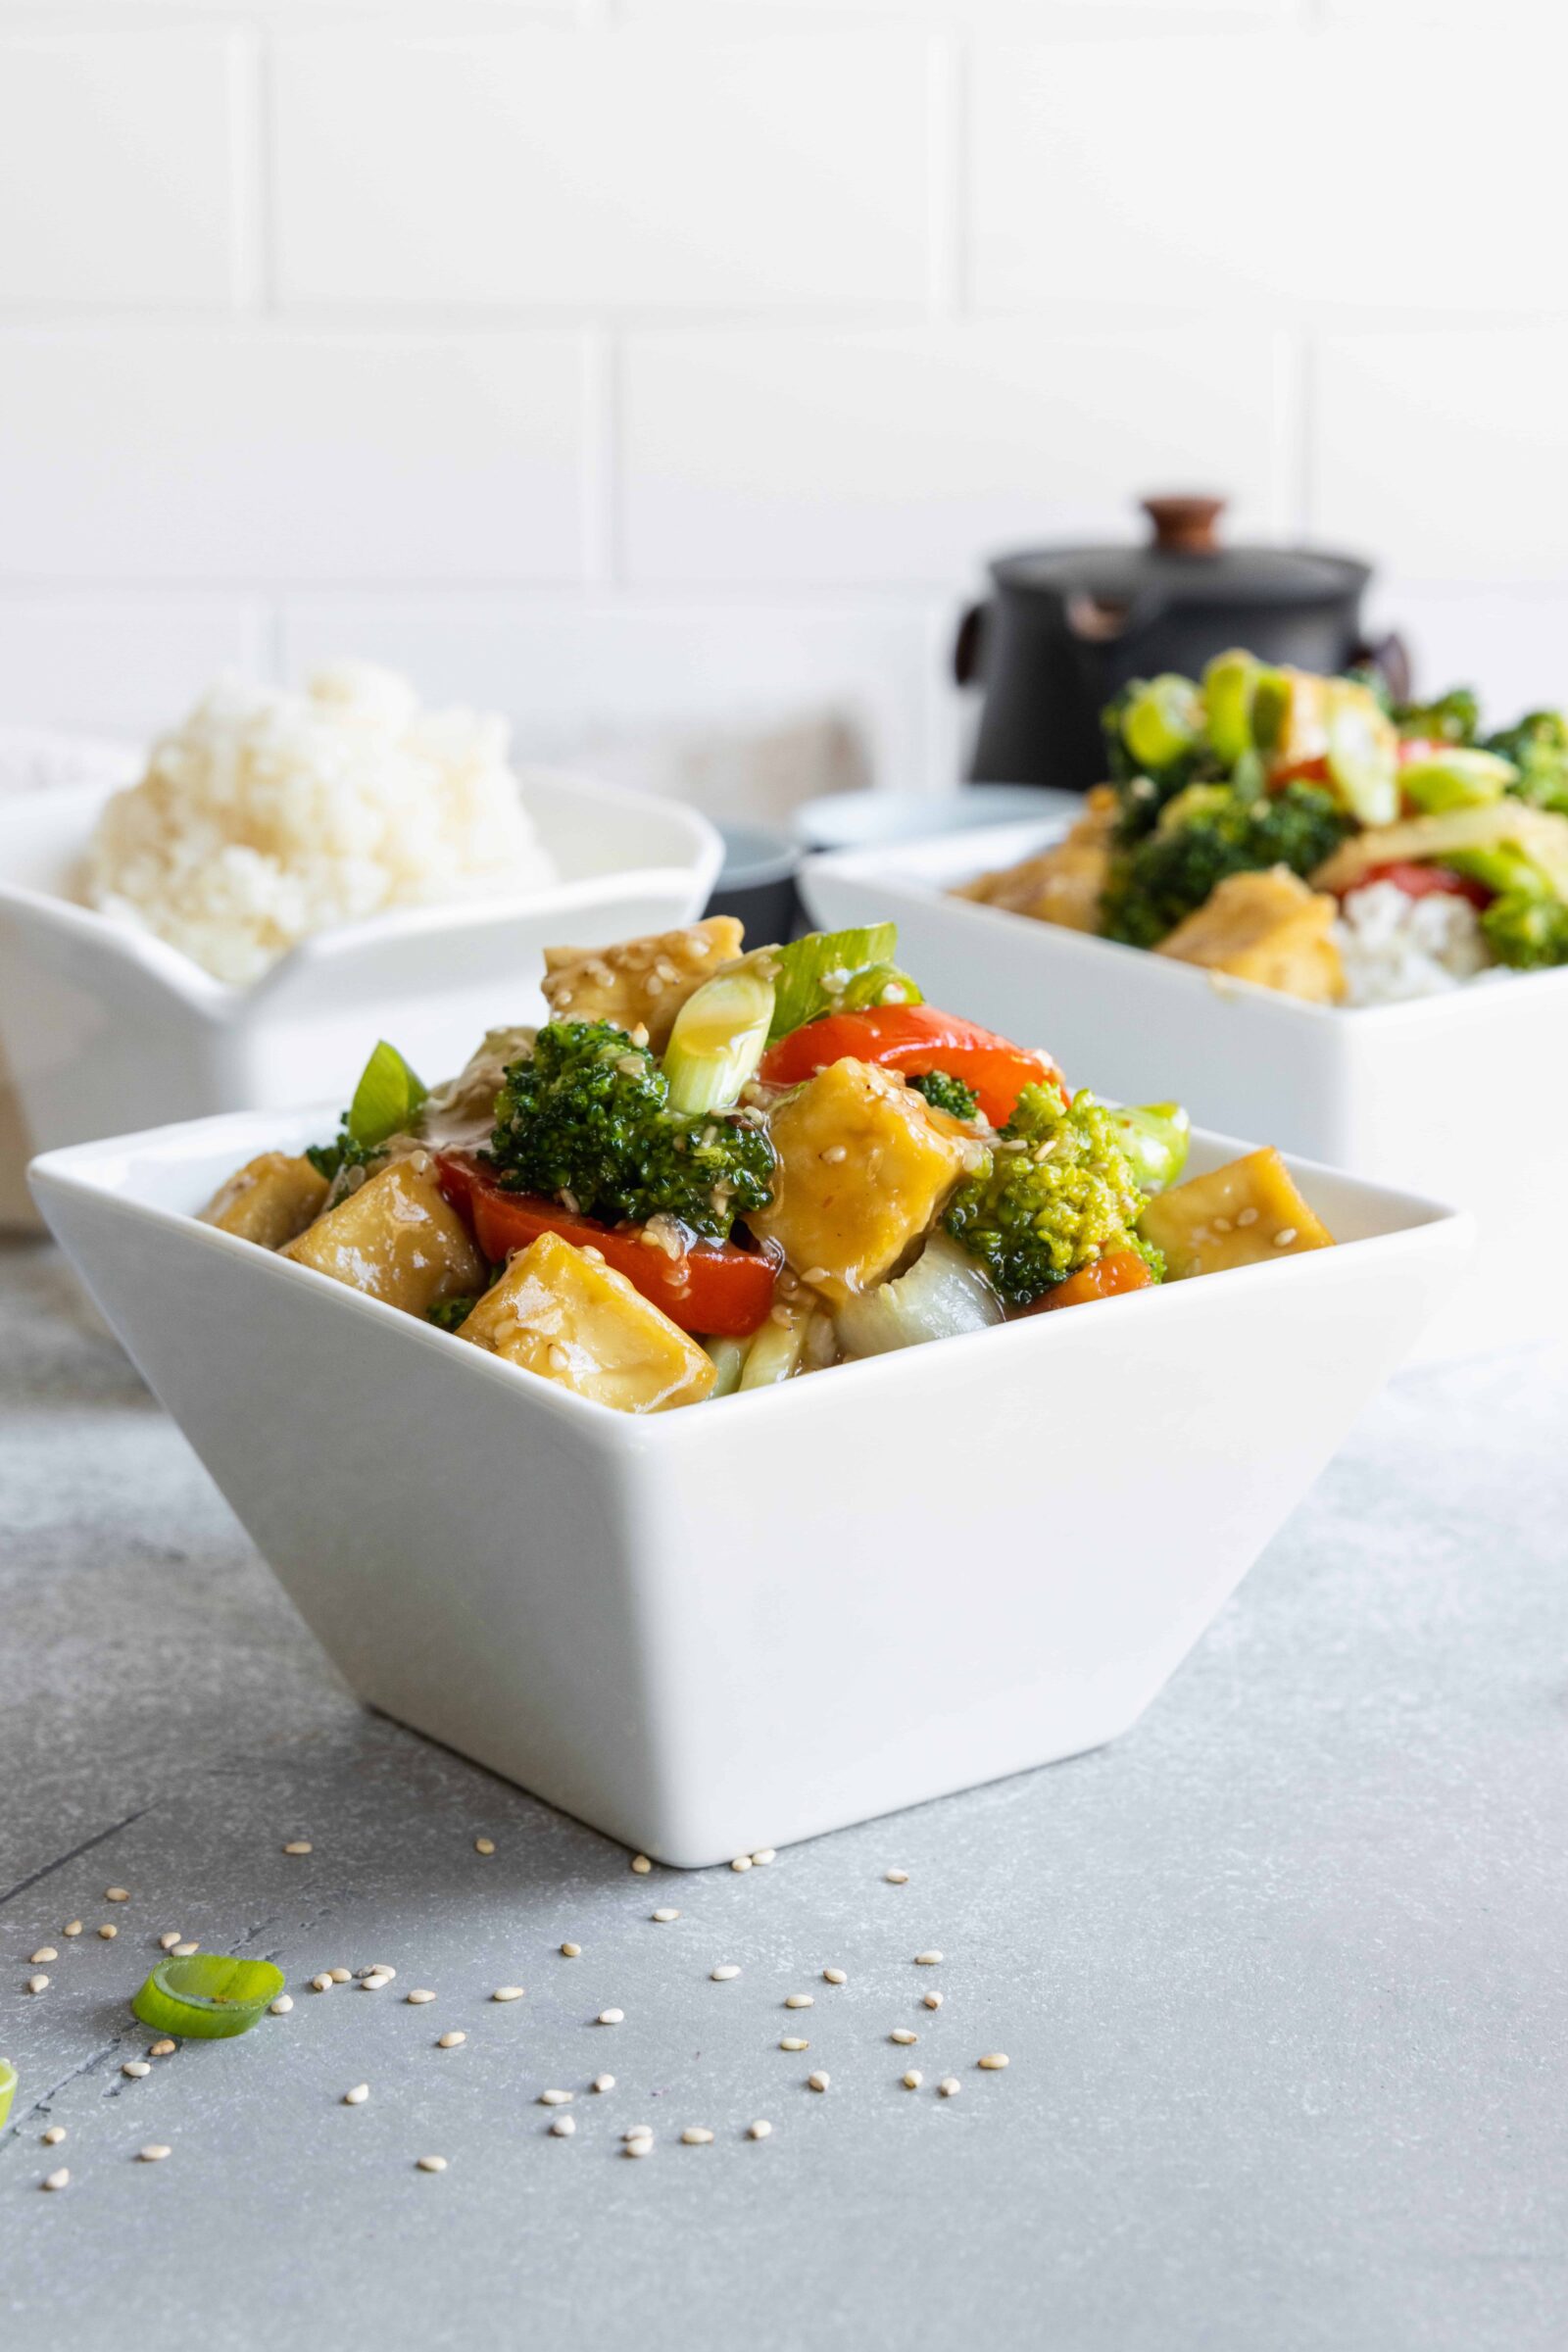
(833, 1233), (1004, 1360)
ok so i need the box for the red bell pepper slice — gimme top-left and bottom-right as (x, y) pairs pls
(1024, 1250), (1155, 1314)
(757, 1004), (1061, 1128)
(436, 1153), (777, 1339)
(1351, 858), (1494, 909)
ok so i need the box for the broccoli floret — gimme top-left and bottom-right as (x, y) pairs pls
(1480, 889), (1568, 970)
(304, 1130), (380, 1185)
(426, 1295), (480, 1333)
(945, 1083), (1161, 1308)
(488, 1020), (773, 1240)
(1101, 676), (1220, 845)
(1395, 686), (1480, 745)
(1100, 780), (1351, 950)
(908, 1068), (980, 1121)
(1487, 710), (1568, 815)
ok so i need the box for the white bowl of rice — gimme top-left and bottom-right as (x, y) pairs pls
(803, 814), (1568, 1364)
(0, 663), (720, 1228)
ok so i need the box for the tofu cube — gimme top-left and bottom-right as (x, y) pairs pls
(1138, 1147), (1335, 1281)
(199, 1152), (329, 1250)
(541, 917), (744, 1052)
(956, 787), (1115, 933)
(457, 1228), (715, 1414)
(751, 1058), (977, 1303)
(1155, 866), (1346, 1004)
(282, 1159), (486, 1315)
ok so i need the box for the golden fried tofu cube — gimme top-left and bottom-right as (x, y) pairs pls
(1138, 1147), (1335, 1282)
(281, 1159), (486, 1315)
(199, 1152), (329, 1250)
(751, 1058), (977, 1304)
(1155, 866), (1346, 1004)
(540, 917), (744, 1052)
(955, 787), (1115, 930)
(458, 1228), (715, 1414)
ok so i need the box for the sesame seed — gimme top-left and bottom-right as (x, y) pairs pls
(623, 2137), (653, 2158)
(437, 2032), (466, 2048)
(416, 2155), (448, 2174)
(538, 2089), (573, 2106)
(343, 2083), (369, 2106)
(328, 1968), (352, 1984)
(41, 2128), (66, 2146)
(902, 2070), (923, 2089)
(752, 1849), (776, 1866)
(884, 1868), (909, 1885)
(122, 2061), (151, 2079)
(97, 1925), (118, 1940)
(149, 2039), (176, 2058)
(1212, 1216), (1233, 1235)
(978, 2053), (1009, 2071)
(474, 1837), (496, 1855)
(597, 2008), (624, 2026)
(890, 2030), (917, 2045)
(1236, 1206), (1258, 1227)
(1273, 1226), (1298, 1247)
(270, 1995), (293, 2015)
(591, 2073), (615, 2093)
(710, 1965), (741, 1983)
(914, 1950), (943, 1966)
(651, 1908), (679, 1923)
(550, 2115), (576, 2137)
(105, 1887), (129, 1903)
(622, 2127), (654, 2143)
(938, 2077), (961, 2098)
(681, 2127), (713, 2144)
(30, 1947), (58, 1964)
(42, 2169), (70, 2191)
(822, 1968), (847, 1985)
(630, 1854), (653, 1874)
(801, 1267), (830, 1287)
(138, 2144), (172, 2163)
(780, 2037), (809, 2051)
(807, 2071), (830, 2093)
(359, 1974), (392, 1991)
(923, 1991), (943, 2010)
(730, 1854), (752, 1873)
(172, 1941), (198, 1957)
(159, 1932), (181, 1951)
(362, 1963), (394, 1982)
(26, 1974), (49, 1994)
(282, 1840), (313, 1856)
(63, 1922), (82, 1938)
(312, 1975), (333, 1993)
(406, 1988), (435, 2005)
(560, 1942), (582, 1959)
(749, 2120), (772, 2139)
(821, 1144), (848, 1164)
(784, 1992), (813, 2009)
(493, 1985), (526, 2003)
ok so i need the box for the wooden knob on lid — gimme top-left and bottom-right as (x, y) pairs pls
(1142, 494), (1225, 555)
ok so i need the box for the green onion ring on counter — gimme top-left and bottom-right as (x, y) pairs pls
(131, 1956), (285, 2040)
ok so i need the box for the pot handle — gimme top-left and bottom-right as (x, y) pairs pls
(954, 601), (987, 686)
(1352, 629), (1411, 704)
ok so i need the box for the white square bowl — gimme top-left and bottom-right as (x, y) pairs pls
(31, 1104), (1470, 1867)
(0, 770), (720, 1230)
(804, 819), (1568, 1365)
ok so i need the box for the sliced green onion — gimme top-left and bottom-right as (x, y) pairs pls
(1107, 1102), (1191, 1195)
(829, 961), (923, 1015)
(662, 969), (775, 1115)
(1122, 674), (1204, 772)
(763, 925), (901, 1042)
(0, 2057), (16, 2131)
(1325, 684), (1398, 827)
(131, 1955), (286, 2040)
(1201, 649), (1258, 767)
(1399, 748), (1516, 814)
(348, 1040), (428, 1151)
(702, 1336), (750, 1397)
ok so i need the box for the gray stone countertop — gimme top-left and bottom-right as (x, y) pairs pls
(2, 1238), (1564, 2352)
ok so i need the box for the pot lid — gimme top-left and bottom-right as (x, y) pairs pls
(991, 495), (1369, 609)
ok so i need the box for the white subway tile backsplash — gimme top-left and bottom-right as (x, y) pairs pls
(0, 599), (268, 740)
(1316, 334), (1568, 587)
(623, 326), (1286, 586)
(0, 331), (589, 586)
(1364, 584), (1568, 721)
(0, 32), (246, 309)
(274, 29), (932, 311)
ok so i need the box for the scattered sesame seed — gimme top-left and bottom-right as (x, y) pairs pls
(623, 2137), (653, 2158)
(752, 1849), (776, 1866)
(749, 2120), (772, 2139)
(801, 1266), (831, 1287)
(493, 1986), (525, 2003)
(923, 1991), (943, 2011)
(784, 1992), (814, 2009)
(902, 2070), (923, 2089)
(63, 1921), (82, 1938)
(938, 2077), (960, 2098)
(30, 1947), (58, 1965)
(105, 1887), (129, 1903)
(622, 2127), (654, 2143)
(270, 1995), (293, 2015)
(597, 2008), (625, 2026)
(149, 2039), (176, 2058)
(172, 1941), (198, 1957)
(630, 1855), (653, 1874)
(539, 2089), (573, 2106)
(560, 1942), (581, 1959)
(416, 2155), (448, 2174)
(978, 2053), (1009, 2071)
(884, 1868), (909, 1885)
(890, 2029), (918, 2045)
(474, 1836), (495, 1855)
(312, 1975), (333, 1993)
(158, 1932), (181, 1951)
(681, 2127), (713, 2145)
(360, 1974), (393, 1991)
(97, 1925), (118, 1940)
(138, 2144), (172, 2162)
(730, 1855), (753, 1873)
(1212, 1215), (1233, 1235)
(406, 1987), (435, 2005)
(1273, 1226), (1298, 1248)
(42, 2168), (70, 2191)
(122, 2061), (151, 2079)
(807, 2071), (830, 2093)
(550, 2115), (576, 2137)
(914, 1950), (943, 1966)
(822, 1144), (848, 1164)
(343, 2083), (369, 2106)
(328, 1968), (352, 1984)
(1236, 1206), (1258, 1227)
(592, 2073), (614, 2093)
(822, 1968), (847, 1985)
(651, 1908), (679, 1924)
(780, 2036), (809, 2051)
(26, 1974), (48, 1994)
(282, 1841), (313, 1856)
(710, 1965), (741, 1983)
(41, 2128), (66, 2146)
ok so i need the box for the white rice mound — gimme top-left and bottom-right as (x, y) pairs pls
(86, 662), (558, 985)
(1336, 878), (1496, 1008)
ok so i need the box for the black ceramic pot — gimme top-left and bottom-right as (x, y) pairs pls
(956, 495), (1407, 794)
